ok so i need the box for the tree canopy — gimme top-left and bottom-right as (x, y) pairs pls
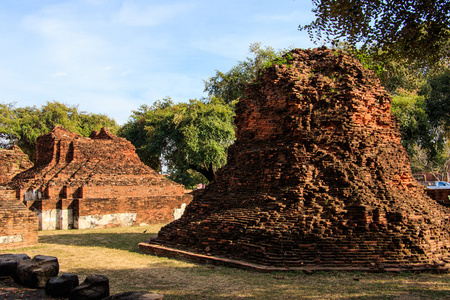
(204, 42), (290, 104)
(423, 71), (450, 131)
(300, 0), (450, 68)
(0, 101), (119, 161)
(387, 70), (450, 173)
(118, 97), (235, 186)
(391, 91), (445, 172)
(333, 42), (431, 95)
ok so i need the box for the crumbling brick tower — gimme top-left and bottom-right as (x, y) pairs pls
(142, 48), (450, 271)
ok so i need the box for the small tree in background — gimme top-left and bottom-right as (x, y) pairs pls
(118, 97), (235, 185)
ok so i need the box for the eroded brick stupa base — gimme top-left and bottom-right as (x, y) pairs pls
(141, 48), (450, 271)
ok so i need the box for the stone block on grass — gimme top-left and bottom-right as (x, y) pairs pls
(46, 273), (79, 298)
(69, 274), (109, 300)
(0, 254), (30, 277)
(15, 255), (59, 288)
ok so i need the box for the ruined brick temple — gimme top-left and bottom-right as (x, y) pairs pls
(8, 126), (190, 231)
(140, 48), (450, 271)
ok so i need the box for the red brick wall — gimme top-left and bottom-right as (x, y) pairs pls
(77, 194), (192, 226)
(22, 192), (192, 229)
(0, 146), (33, 186)
(0, 190), (38, 250)
(81, 184), (184, 199)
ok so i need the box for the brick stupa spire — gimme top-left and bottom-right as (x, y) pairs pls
(141, 48), (450, 271)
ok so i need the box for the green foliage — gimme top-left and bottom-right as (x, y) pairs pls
(167, 168), (208, 189)
(333, 42), (429, 94)
(391, 91), (445, 172)
(118, 97), (235, 185)
(118, 104), (163, 171)
(300, 0), (450, 68)
(0, 101), (119, 161)
(261, 52), (294, 70)
(422, 71), (450, 131)
(204, 42), (290, 104)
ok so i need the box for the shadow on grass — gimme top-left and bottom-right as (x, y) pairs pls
(39, 232), (154, 253)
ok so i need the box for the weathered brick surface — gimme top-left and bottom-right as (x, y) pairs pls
(148, 48), (450, 269)
(9, 126), (190, 229)
(0, 146), (33, 187)
(0, 189), (38, 250)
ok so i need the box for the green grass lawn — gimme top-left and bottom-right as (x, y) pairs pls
(5, 225), (450, 299)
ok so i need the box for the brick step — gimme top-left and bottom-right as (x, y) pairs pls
(0, 189), (18, 200)
(0, 200), (28, 213)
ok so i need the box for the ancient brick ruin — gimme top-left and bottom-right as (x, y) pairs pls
(141, 48), (450, 271)
(8, 126), (190, 230)
(0, 146), (33, 186)
(0, 146), (37, 249)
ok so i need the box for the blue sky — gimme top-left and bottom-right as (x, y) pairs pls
(0, 0), (317, 125)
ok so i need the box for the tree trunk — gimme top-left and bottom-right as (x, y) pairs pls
(189, 163), (215, 182)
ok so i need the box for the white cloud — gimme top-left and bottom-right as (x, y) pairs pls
(115, 1), (194, 27)
(121, 70), (132, 76)
(51, 72), (68, 77)
(192, 36), (250, 61)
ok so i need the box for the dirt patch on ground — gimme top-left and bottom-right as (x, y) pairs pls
(0, 277), (57, 300)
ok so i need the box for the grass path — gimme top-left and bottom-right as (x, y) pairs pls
(6, 225), (450, 299)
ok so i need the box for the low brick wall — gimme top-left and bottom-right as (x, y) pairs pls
(425, 189), (450, 206)
(0, 190), (38, 250)
(23, 193), (192, 230)
(76, 194), (192, 229)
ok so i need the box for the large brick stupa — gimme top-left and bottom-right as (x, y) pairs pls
(141, 48), (450, 271)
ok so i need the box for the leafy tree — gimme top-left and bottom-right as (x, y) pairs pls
(204, 42), (290, 104)
(0, 101), (119, 161)
(391, 91), (445, 172)
(422, 71), (450, 131)
(117, 104), (161, 170)
(300, 0), (450, 68)
(118, 97), (235, 185)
